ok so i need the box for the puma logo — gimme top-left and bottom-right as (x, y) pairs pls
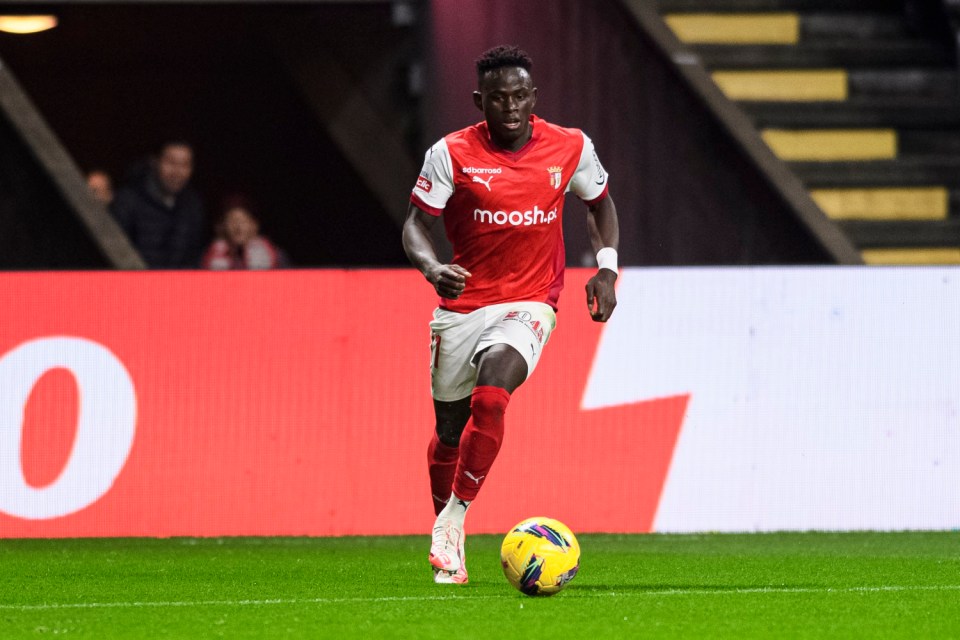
(472, 175), (493, 191)
(464, 470), (486, 485)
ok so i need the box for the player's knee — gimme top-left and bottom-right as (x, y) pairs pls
(434, 398), (471, 446)
(436, 420), (464, 448)
(470, 386), (511, 426)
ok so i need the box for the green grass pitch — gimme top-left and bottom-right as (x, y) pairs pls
(2, 531), (959, 638)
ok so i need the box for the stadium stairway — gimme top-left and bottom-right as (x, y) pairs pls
(656, 0), (960, 264)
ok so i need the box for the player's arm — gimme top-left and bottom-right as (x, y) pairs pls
(570, 133), (620, 322)
(402, 203), (471, 300)
(585, 195), (620, 323)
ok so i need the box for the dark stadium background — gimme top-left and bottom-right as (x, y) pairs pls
(0, 0), (856, 270)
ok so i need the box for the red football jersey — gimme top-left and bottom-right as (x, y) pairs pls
(411, 115), (609, 313)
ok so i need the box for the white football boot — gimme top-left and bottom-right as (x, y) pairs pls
(429, 518), (467, 584)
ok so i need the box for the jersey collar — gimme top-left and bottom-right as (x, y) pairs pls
(478, 115), (542, 162)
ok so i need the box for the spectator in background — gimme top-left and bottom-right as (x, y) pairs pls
(202, 195), (288, 270)
(111, 139), (206, 269)
(85, 169), (114, 206)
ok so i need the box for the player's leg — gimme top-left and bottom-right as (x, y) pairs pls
(427, 308), (483, 583)
(428, 397), (474, 583)
(450, 344), (526, 502)
(426, 309), (482, 516)
(427, 397), (471, 516)
(431, 346), (531, 583)
(432, 304), (557, 583)
(451, 303), (555, 504)
(433, 346), (526, 582)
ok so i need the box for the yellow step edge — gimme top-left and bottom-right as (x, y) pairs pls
(862, 248), (960, 265)
(762, 129), (897, 161)
(713, 70), (848, 101)
(664, 13), (799, 44)
(809, 187), (949, 220)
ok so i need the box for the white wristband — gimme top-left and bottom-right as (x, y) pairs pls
(596, 247), (618, 275)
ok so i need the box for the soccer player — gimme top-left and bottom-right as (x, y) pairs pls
(402, 45), (620, 584)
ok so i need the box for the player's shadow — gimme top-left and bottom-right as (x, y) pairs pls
(569, 583), (815, 594)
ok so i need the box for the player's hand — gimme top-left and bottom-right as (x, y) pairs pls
(426, 264), (471, 300)
(586, 269), (617, 322)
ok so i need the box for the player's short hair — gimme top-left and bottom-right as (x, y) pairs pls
(475, 45), (533, 80)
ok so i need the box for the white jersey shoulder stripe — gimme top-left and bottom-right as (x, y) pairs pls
(412, 138), (455, 211)
(568, 132), (609, 202)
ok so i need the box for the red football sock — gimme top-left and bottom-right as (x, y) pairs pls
(453, 385), (511, 502)
(427, 432), (459, 515)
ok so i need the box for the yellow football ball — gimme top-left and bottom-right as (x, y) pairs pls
(500, 517), (580, 596)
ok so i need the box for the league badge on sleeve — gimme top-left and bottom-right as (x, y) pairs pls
(416, 174), (433, 193)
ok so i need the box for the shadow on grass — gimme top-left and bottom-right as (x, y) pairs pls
(569, 584), (816, 594)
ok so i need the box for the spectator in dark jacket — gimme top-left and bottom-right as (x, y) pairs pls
(111, 140), (206, 268)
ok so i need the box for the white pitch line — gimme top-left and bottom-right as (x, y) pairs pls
(2, 584), (960, 612)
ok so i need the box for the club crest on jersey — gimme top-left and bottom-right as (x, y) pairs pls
(547, 166), (563, 190)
